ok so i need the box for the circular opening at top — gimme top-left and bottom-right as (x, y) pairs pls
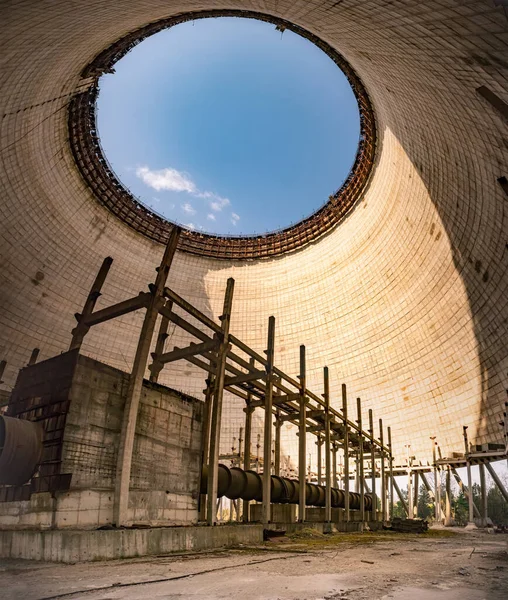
(96, 17), (360, 236)
(70, 9), (376, 259)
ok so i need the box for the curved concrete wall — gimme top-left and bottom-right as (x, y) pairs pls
(1, 1), (507, 463)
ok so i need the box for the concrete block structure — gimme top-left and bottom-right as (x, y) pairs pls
(0, 352), (203, 529)
(1, 1), (508, 543)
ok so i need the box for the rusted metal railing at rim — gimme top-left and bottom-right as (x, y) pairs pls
(68, 9), (377, 260)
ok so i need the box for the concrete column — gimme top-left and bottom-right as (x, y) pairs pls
(413, 472), (419, 518)
(262, 316), (275, 525)
(206, 278), (235, 526)
(444, 466), (453, 526)
(357, 398), (365, 523)
(369, 409), (376, 521)
(462, 426), (474, 524)
(479, 462), (488, 527)
(431, 438), (442, 523)
(274, 408), (282, 477)
(407, 468), (413, 520)
(388, 426), (394, 520)
(324, 367), (332, 523)
(379, 419), (386, 521)
(317, 434), (323, 485)
(199, 375), (215, 521)
(332, 443), (338, 489)
(298, 345), (307, 522)
(342, 384), (350, 522)
(242, 368), (254, 522)
(114, 227), (180, 527)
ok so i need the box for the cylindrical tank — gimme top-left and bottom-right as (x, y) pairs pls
(0, 415), (43, 485)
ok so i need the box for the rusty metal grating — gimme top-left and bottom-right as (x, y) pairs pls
(69, 9), (377, 260)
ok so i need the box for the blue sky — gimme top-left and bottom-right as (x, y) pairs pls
(97, 17), (360, 235)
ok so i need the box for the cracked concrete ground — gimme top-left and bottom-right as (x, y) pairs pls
(1, 529), (507, 600)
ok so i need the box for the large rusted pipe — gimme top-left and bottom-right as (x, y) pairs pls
(201, 464), (372, 511)
(0, 415), (43, 485)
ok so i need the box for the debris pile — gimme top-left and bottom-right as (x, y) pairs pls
(390, 518), (429, 533)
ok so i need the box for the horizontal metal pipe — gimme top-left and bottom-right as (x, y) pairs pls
(201, 464), (372, 511)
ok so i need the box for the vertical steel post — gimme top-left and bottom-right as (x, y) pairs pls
(413, 471), (419, 518)
(379, 419), (386, 521)
(206, 277), (235, 526)
(70, 256), (113, 351)
(342, 384), (350, 522)
(324, 367), (331, 523)
(299, 345), (307, 522)
(357, 398), (365, 523)
(444, 466), (452, 526)
(479, 462), (488, 527)
(262, 316), (275, 525)
(199, 375), (215, 521)
(114, 227), (180, 527)
(242, 362), (254, 521)
(463, 426), (475, 524)
(274, 404), (281, 476)
(317, 434), (323, 485)
(431, 438), (441, 523)
(369, 409), (376, 521)
(407, 445), (413, 520)
(332, 442), (338, 488)
(387, 426), (394, 520)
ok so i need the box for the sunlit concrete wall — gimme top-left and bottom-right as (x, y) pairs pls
(1, 1), (507, 463)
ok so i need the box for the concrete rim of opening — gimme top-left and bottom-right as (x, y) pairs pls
(69, 9), (377, 260)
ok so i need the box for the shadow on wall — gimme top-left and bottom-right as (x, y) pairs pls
(377, 60), (508, 449)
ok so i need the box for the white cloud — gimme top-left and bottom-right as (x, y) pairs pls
(181, 202), (196, 215)
(231, 213), (240, 225)
(136, 164), (233, 218)
(210, 197), (230, 212)
(207, 213), (216, 221)
(185, 222), (195, 230)
(136, 166), (196, 193)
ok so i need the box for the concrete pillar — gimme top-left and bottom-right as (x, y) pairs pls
(242, 371), (254, 522)
(324, 367), (331, 523)
(479, 462), (488, 527)
(444, 466), (453, 526)
(369, 409), (376, 521)
(413, 472), (419, 518)
(206, 278), (235, 526)
(298, 345), (307, 522)
(199, 375), (215, 521)
(461, 426), (475, 524)
(379, 419), (386, 521)
(262, 316), (275, 525)
(388, 426), (394, 520)
(342, 384), (350, 522)
(274, 407), (282, 477)
(431, 438), (442, 523)
(357, 398), (365, 523)
(317, 434), (323, 485)
(114, 227), (180, 527)
(332, 442), (338, 488)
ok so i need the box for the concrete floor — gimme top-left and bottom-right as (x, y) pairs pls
(1, 529), (507, 600)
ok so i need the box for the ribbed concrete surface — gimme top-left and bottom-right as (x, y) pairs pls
(1, 1), (507, 462)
